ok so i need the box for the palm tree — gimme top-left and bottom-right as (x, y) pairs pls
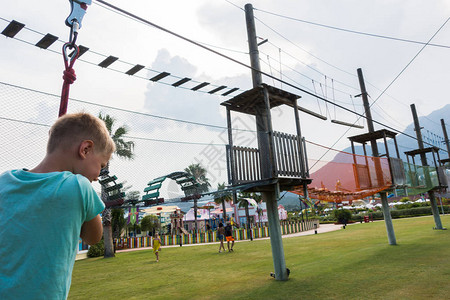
(214, 182), (232, 224)
(184, 163), (211, 193)
(236, 192), (252, 228)
(184, 163), (211, 232)
(99, 113), (134, 258)
(253, 193), (263, 227)
(111, 208), (126, 240)
(236, 192), (260, 241)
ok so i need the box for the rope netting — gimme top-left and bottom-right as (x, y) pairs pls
(1, 82), (447, 203)
(0, 82), (231, 199)
(292, 141), (393, 203)
(292, 141), (449, 203)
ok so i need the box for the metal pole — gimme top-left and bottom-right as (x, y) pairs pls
(245, 3), (288, 281)
(358, 68), (397, 245)
(411, 104), (443, 229)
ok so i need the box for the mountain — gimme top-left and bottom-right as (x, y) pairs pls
(278, 192), (307, 211)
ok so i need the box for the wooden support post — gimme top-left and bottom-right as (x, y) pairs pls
(245, 3), (288, 280)
(411, 104), (443, 229)
(263, 189), (288, 280)
(358, 68), (396, 245)
(441, 119), (450, 157)
(293, 99), (306, 177)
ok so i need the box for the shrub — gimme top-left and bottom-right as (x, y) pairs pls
(333, 209), (352, 224)
(355, 205), (449, 221)
(352, 214), (364, 223)
(87, 239), (105, 258)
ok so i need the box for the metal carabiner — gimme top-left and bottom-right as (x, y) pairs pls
(65, 0), (92, 35)
(62, 42), (79, 69)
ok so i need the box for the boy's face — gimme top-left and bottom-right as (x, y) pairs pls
(79, 149), (111, 182)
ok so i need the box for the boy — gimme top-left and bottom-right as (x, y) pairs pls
(225, 222), (234, 252)
(0, 112), (115, 299)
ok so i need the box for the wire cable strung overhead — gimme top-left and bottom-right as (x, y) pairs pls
(92, 0), (431, 140)
(2, 3), (447, 155)
(253, 7), (450, 50)
(0, 16), (363, 129)
(0, 81), (252, 134)
(259, 48), (361, 99)
(0, 6), (419, 142)
(305, 15), (450, 168)
(253, 14), (356, 78)
(265, 40), (361, 92)
(256, 4), (450, 157)
(248, 5), (450, 130)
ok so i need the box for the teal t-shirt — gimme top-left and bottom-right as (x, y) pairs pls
(0, 170), (105, 300)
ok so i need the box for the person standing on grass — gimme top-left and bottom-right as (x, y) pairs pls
(217, 223), (226, 253)
(225, 222), (234, 252)
(0, 112), (115, 300)
(153, 233), (161, 262)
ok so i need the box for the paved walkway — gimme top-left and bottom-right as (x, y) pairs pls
(116, 223), (342, 253)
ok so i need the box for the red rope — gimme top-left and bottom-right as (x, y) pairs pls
(59, 43), (79, 117)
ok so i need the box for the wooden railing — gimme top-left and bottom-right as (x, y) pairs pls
(229, 131), (307, 184)
(231, 146), (261, 183)
(273, 131), (304, 177)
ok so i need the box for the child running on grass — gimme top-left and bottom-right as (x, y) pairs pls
(153, 233), (161, 262)
(0, 112), (115, 300)
(217, 223), (226, 253)
(225, 222), (235, 252)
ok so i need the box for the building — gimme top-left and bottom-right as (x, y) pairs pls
(140, 205), (181, 234)
(183, 200), (288, 230)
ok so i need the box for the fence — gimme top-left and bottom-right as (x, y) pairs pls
(273, 131), (304, 177)
(114, 219), (318, 250)
(229, 131), (308, 184)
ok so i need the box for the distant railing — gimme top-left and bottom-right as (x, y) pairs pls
(114, 220), (319, 250)
(353, 156), (392, 190)
(437, 166), (448, 188)
(389, 157), (406, 186)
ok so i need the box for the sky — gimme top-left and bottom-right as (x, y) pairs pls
(1, 0), (450, 198)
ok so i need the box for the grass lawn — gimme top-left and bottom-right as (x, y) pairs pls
(69, 215), (449, 300)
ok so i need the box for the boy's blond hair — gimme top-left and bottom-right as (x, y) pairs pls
(47, 112), (116, 155)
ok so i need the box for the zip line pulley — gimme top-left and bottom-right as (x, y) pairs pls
(59, 0), (92, 117)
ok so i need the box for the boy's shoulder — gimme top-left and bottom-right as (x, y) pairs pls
(2, 169), (90, 188)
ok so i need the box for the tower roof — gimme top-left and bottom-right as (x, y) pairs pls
(220, 83), (301, 115)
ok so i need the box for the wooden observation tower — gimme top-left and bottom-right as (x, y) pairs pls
(221, 83), (311, 193)
(220, 4), (312, 281)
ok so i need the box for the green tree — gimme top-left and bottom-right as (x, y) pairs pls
(98, 113), (135, 258)
(126, 190), (141, 202)
(214, 182), (232, 223)
(184, 163), (211, 193)
(236, 192), (253, 229)
(333, 209), (352, 224)
(140, 215), (159, 235)
(251, 192), (263, 227)
(184, 163), (211, 232)
(127, 222), (141, 237)
(111, 208), (126, 239)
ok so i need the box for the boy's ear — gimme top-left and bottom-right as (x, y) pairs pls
(79, 140), (94, 159)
